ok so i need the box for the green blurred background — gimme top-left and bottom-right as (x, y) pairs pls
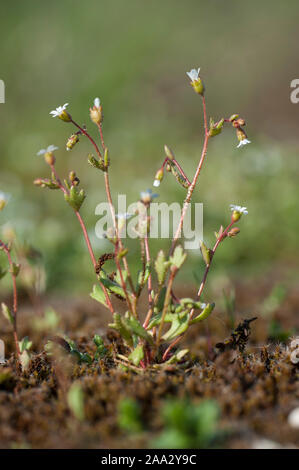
(1, 0), (299, 295)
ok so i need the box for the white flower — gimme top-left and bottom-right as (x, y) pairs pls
(0, 191), (10, 211)
(186, 68), (200, 82)
(153, 179), (160, 187)
(94, 97), (101, 108)
(237, 138), (251, 148)
(50, 103), (69, 118)
(230, 204), (248, 215)
(37, 145), (58, 156)
(140, 189), (158, 203)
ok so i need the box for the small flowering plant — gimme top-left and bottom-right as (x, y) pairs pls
(33, 69), (250, 369)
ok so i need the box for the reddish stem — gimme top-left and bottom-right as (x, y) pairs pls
(50, 162), (114, 314)
(75, 211), (97, 267)
(71, 119), (103, 161)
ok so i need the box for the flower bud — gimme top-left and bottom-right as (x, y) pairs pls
(231, 211), (241, 222)
(209, 118), (224, 137)
(228, 227), (240, 237)
(44, 151), (55, 166)
(33, 178), (60, 190)
(89, 97), (103, 124)
(186, 68), (205, 96)
(153, 168), (164, 187)
(33, 178), (44, 187)
(232, 118), (245, 127)
(236, 127), (251, 148)
(229, 114), (239, 122)
(164, 145), (175, 160)
(69, 171), (80, 186)
(66, 133), (79, 151)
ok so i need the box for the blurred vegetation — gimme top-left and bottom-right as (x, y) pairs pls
(1, 1), (299, 295)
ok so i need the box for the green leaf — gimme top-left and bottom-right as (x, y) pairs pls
(79, 352), (92, 364)
(155, 250), (169, 285)
(128, 345), (144, 366)
(90, 284), (109, 307)
(200, 241), (212, 266)
(67, 383), (85, 421)
(136, 262), (151, 293)
(20, 350), (31, 371)
(87, 153), (106, 171)
(93, 334), (108, 359)
(189, 303), (215, 324)
(125, 316), (154, 346)
(64, 186), (86, 211)
(209, 117), (224, 137)
(19, 336), (32, 353)
(114, 268), (128, 287)
(165, 348), (189, 364)
(99, 273), (126, 299)
(162, 313), (189, 342)
(170, 245), (186, 269)
(147, 311), (177, 329)
(1, 302), (14, 324)
(108, 313), (133, 347)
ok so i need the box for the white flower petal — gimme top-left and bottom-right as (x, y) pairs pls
(230, 204), (248, 215)
(50, 103), (69, 118)
(237, 139), (251, 148)
(94, 97), (100, 108)
(47, 145), (58, 152)
(186, 68), (200, 81)
(153, 179), (160, 187)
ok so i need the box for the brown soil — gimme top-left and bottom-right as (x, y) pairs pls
(0, 279), (298, 449)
